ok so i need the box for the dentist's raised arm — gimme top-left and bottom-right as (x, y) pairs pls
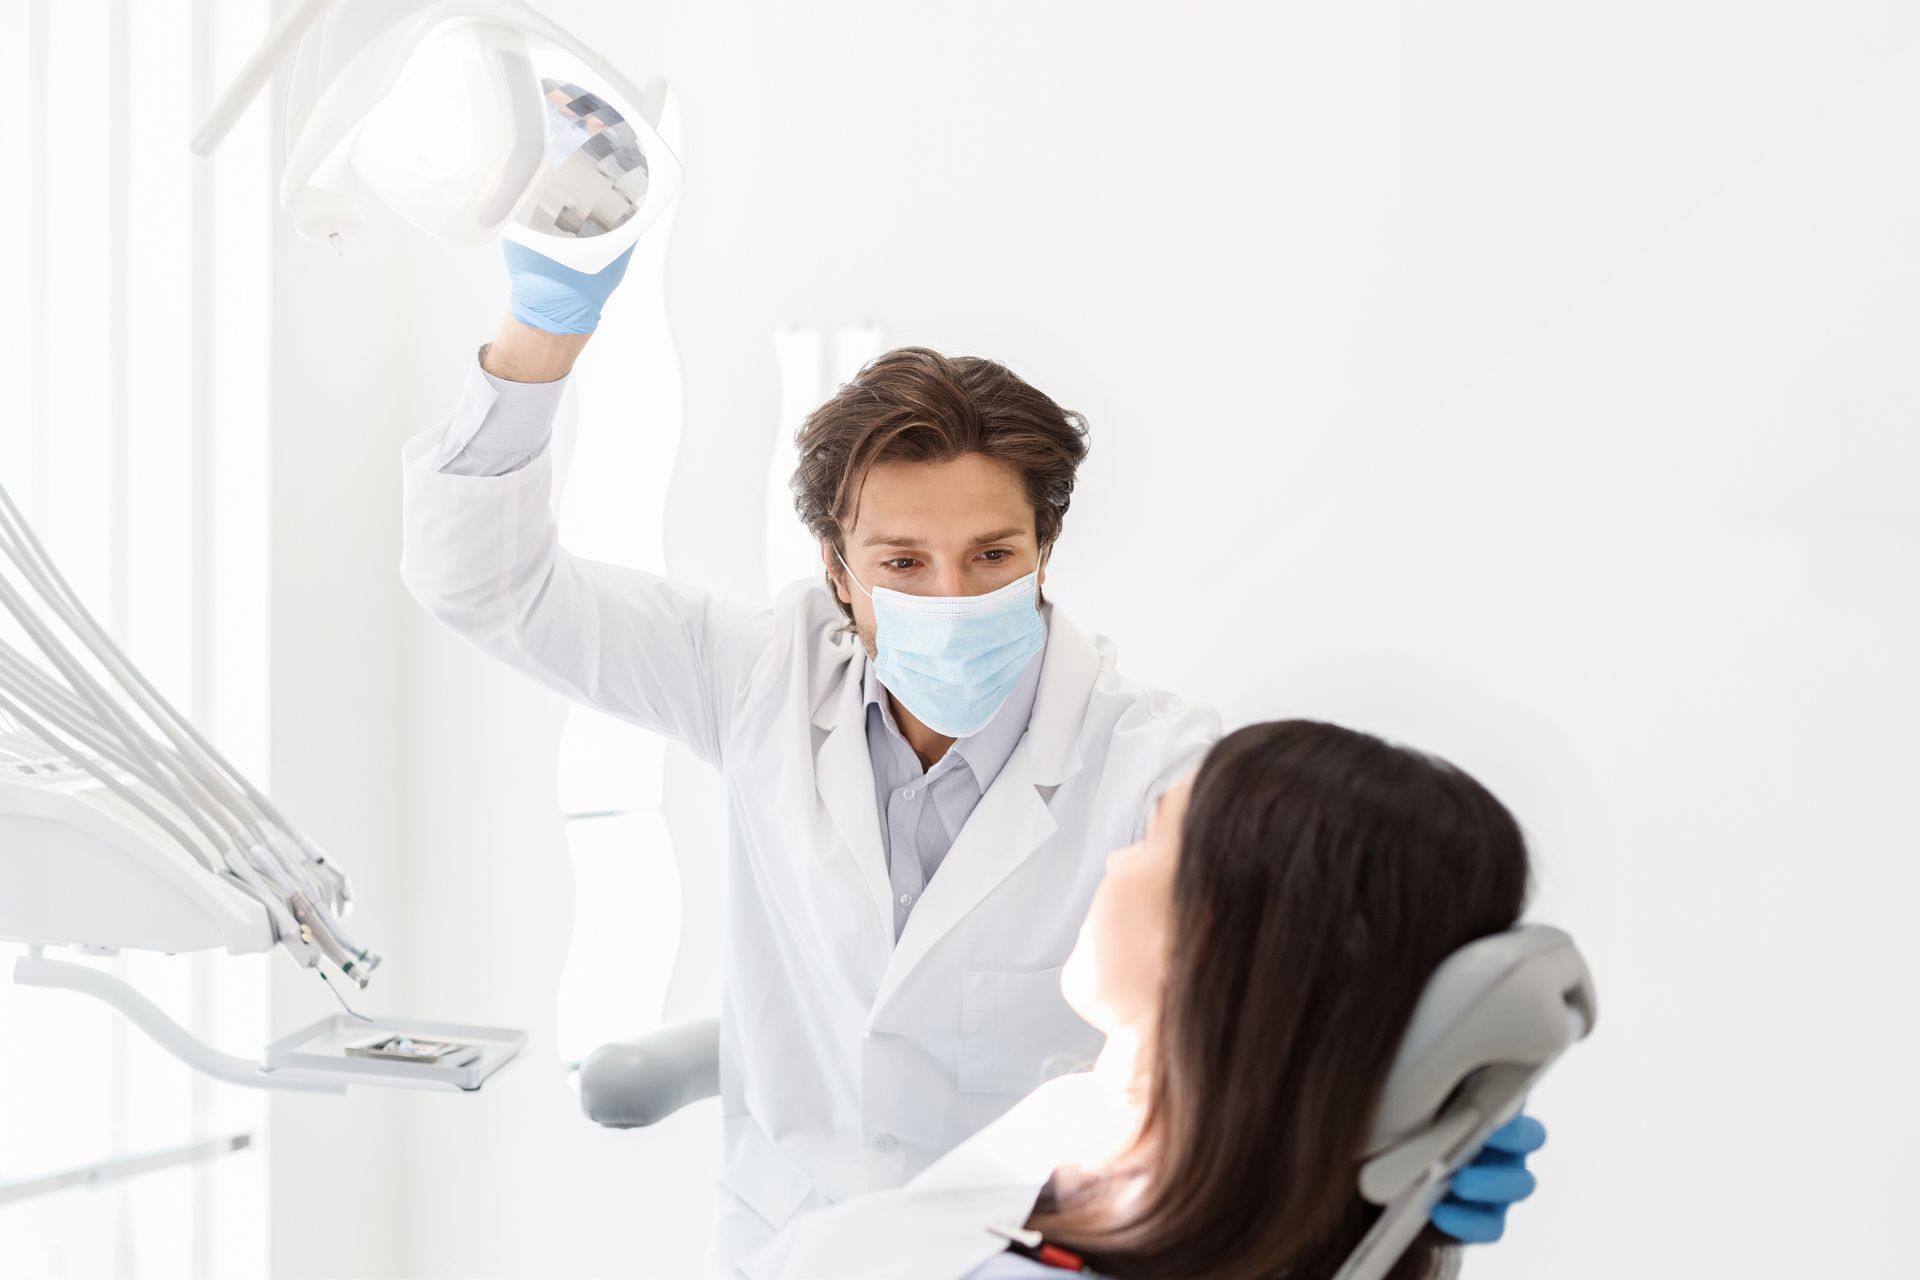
(398, 243), (774, 767)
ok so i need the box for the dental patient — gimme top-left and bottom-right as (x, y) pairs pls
(749, 719), (1546, 1279)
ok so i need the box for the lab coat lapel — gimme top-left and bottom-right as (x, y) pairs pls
(868, 607), (1100, 1018)
(812, 656), (896, 947)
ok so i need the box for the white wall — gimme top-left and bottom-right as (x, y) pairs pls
(0, 3), (274, 1275)
(265, 2), (1918, 1276)
(266, 175), (412, 1279)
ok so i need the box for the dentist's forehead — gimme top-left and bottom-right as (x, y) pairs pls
(844, 455), (1036, 542)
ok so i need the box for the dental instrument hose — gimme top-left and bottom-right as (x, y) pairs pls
(0, 473), (375, 985)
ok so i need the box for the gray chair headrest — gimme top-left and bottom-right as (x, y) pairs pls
(1359, 924), (1597, 1204)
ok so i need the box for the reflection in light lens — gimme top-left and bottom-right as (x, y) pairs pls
(519, 78), (650, 240)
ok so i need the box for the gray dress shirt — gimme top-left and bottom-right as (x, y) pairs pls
(439, 353), (1049, 939)
(861, 647), (1043, 939)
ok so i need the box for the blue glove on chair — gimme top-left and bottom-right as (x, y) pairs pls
(1428, 1113), (1546, 1244)
(502, 240), (635, 334)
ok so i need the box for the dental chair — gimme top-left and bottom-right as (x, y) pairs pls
(580, 925), (1595, 1280)
(1335, 923), (1596, 1280)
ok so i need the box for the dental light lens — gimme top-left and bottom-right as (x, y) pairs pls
(519, 77), (650, 240)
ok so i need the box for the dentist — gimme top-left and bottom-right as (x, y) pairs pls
(398, 247), (1540, 1266)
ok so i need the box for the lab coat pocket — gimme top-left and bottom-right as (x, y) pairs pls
(958, 966), (1101, 1095)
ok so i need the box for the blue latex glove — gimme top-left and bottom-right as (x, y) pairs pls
(502, 241), (635, 335)
(1428, 1113), (1546, 1244)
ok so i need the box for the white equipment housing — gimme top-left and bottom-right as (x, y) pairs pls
(0, 762), (272, 958)
(0, 739), (525, 1096)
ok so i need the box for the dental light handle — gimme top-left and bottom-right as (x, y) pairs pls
(288, 144), (364, 251)
(192, 0), (342, 156)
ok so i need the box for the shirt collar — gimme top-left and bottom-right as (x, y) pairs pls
(861, 640), (1046, 793)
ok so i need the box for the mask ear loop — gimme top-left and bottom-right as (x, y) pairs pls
(834, 551), (873, 599)
(826, 549), (870, 639)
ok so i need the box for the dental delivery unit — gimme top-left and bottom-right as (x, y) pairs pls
(0, 469), (522, 1094)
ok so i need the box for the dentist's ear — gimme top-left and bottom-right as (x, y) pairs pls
(821, 539), (851, 605)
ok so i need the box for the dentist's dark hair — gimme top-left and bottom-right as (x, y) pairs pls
(1028, 720), (1531, 1280)
(790, 346), (1089, 626)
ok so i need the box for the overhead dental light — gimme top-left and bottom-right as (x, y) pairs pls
(192, 0), (681, 271)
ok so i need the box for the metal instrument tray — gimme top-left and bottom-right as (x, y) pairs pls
(262, 1014), (526, 1092)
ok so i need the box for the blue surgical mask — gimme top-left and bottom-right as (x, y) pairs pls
(838, 557), (1047, 738)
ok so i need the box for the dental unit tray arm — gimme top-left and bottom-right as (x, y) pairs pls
(10, 948), (525, 1095)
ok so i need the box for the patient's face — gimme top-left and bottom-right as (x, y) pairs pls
(1062, 772), (1192, 1035)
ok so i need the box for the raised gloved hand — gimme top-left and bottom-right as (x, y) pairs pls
(502, 240), (635, 335)
(1428, 1113), (1546, 1244)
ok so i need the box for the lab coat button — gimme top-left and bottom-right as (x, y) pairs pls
(870, 1133), (898, 1152)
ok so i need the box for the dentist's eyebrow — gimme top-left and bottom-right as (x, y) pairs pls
(859, 526), (1030, 549)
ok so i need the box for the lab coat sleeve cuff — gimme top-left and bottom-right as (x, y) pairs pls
(401, 421), (554, 501)
(422, 347), (568, 475)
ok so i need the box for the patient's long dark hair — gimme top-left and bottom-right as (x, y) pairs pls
(1028, 720), (1530, 1280)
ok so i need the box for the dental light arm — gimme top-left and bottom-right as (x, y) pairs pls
(190, 0), (341, 157)
(0, 475), (522, 1093)
(1331, 925), (1598, 1280)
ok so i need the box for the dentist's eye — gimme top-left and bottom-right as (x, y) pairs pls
(883, 558), (919, 572)
(980, 549), (1013, 563)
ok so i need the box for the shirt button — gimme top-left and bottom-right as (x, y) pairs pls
(903, 788), (917, 799)
(870, 1133), (898, 1153)
(898, 893), (913, 907)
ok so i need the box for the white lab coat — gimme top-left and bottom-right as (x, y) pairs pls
(398, 426), (1219, 1264)
(746, 1070), (1126, 1280)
